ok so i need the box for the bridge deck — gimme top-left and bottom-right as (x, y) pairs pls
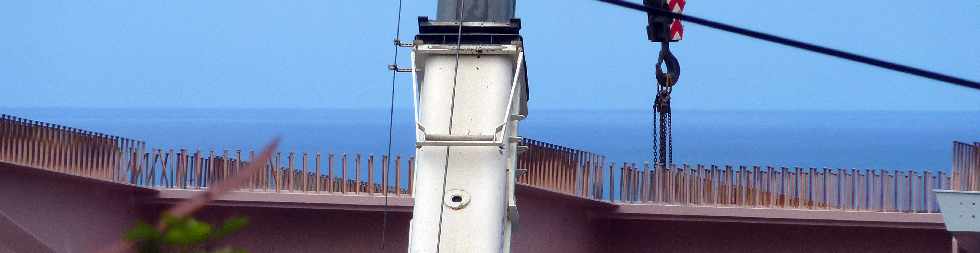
(145, 184), (943, 230)
(149, 189), (414, 212)
(1, 113), (972, 232)
(612, 203), (943, 229)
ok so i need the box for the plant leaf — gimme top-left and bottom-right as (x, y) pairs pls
(125, 221), (160, 242)
(212, 216), (249, 239)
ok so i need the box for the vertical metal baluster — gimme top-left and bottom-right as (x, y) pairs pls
(355, 154), (363, 194)
(607, 162), (614, 201)
(368, 154), (375, 195)
(315, 152), (322, 193)
(342, 154), (349, 193)
(329, 153), (336, 192)
(408, 157), (415, 195)
(383, 155), (390, 196)
(302, 152), (309, 192)
(271, 152), (280, 192)
(395, 155), (402, 196)
(287, 152), (295, 191)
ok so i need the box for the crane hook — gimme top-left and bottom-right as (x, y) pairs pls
(655, 42), (680, 87)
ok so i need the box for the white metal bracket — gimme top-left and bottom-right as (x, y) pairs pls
(410, 45), (527, 149)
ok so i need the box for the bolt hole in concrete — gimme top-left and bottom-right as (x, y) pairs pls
(445, 189), (470, 210)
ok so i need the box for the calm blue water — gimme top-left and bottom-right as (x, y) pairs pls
(3, 108), (977, 170)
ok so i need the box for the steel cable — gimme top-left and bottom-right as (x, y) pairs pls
(436, 1), (466, 252)
(381, 0), (404, 250)
(599, 0), (980, 90)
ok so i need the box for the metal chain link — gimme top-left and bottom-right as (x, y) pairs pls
(653, 88), (671, 167)
(652, 102), (659, 167)
(666, 109), (672, 166)
(652, 41), (678, 168)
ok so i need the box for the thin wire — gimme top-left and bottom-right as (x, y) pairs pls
(381, 0), (403, 250)
(598, 0), (980, 91)
(436, 1), (465, 252)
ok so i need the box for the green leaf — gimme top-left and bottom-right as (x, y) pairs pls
(184, 218), (213, 243)
(212, 216), (249, 239)
(125, 221), (160, 242)
(162, 218), (212, 245)
(162, 225), (190, 245)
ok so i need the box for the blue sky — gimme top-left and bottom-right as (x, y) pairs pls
(2, 0), (978, 110)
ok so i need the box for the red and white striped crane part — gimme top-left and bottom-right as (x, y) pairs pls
(668, 0), (685, 41)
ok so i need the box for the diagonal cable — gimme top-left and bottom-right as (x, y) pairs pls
(598, 0), (980, 90)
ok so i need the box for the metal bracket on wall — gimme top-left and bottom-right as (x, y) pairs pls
(936, 190), (980, 232)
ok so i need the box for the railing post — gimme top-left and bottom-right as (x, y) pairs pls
(195, 149), (203, 188)
(328, 153), (335, 192)
(299, 152), (310, 192)
(287, 152), (296, 191)
(752, 165), (760, 207)
(822, 167), (829, 209)
(368, 154), (375, 195)
(642, 162), (650, 203)
(206, 150), (215, 188)
(408, 157), (415, 195)
(767, 166), (775, 208)
(608, 162), (614, 202)
(619, 162), (625, 202)
(341, 153), (348, 193)
(382, 155), (389, 196)
(315, 152), (322, 193)
(634, 163), (640, 202)
(355, 154), (362, 194)
(273, 152), (281, 192)
(395, 155), (402, 196)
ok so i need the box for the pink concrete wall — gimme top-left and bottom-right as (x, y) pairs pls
(510, 189), (606, 253)
(137, 188), (955, 253)
(604, 219), (952, 253)
(0, 244), (13, 253)
(161, 188), (606, 253)
(157, 206), (412, 253)
(0, 163), (955, 252)
(0, 164), (148, 253)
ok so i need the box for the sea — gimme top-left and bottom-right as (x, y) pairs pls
(3, 108), (978, 170)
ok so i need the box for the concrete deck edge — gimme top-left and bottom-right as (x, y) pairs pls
(148, 189), (415, 212)
(610, 203), (946, 229)
(0, 161), (158, 194)
(4, 162), (947, 230)
(515, 184), (616, 208)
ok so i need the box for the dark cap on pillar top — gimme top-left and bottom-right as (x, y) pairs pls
(436, 0), (516, 22)
(418, 0), (521, 45)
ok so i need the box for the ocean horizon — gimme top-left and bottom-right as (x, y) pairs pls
(2, 107), (977, 170)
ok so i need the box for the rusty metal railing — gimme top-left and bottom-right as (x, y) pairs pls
(514, 138), (955, 213)
(517, 139), (606, 199)
(138, 149), (413, 195)
(135, 140), (957, 213)
(613, 164), (951, 213)
(0, 114), (145, 182)
(1, 114), (965, 213)
(952, 141), (980, 192)
(0, 114), (415, 195)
